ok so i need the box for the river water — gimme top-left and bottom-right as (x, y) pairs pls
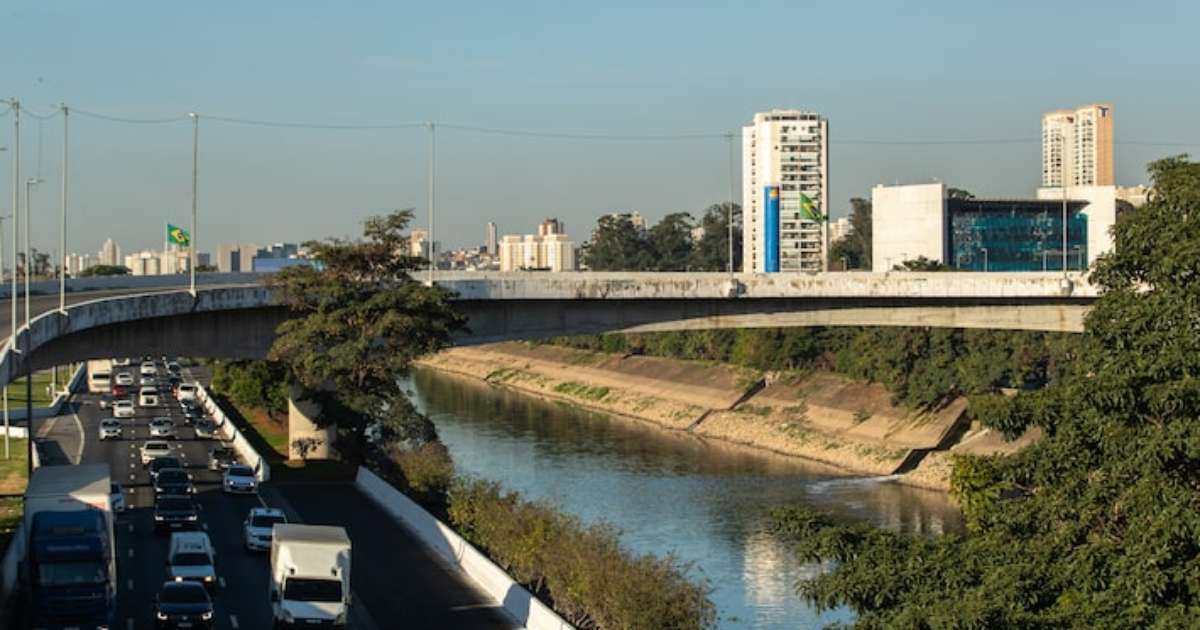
(409, 369), (964, 629)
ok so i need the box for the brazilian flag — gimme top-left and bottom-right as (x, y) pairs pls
(799, 193), (825, 222)
(167, 224), (190, 247)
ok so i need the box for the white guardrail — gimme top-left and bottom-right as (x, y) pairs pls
(195, 382), (271, 482)
(355, 466), (573, 630)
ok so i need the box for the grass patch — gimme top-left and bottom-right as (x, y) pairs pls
(0, 439), (29, 494)
(0, 496), (22, 560)
(6, 368), (70, 408)
(552, 381), (610, 401)
(737, 404), (774, 417)
(242, 407), (289, 458)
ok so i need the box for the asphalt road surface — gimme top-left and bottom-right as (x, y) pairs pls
(47, 359), (516, 629)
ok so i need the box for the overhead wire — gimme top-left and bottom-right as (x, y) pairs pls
(203, 114), (425, 130)
(71, 108), (189, 124)
(439, 123), (726, 141)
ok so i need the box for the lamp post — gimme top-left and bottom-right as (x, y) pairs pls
(1072, 245), (1083, 271)
(188, 113), (198, 296)
(981, 247), (989, 272)
(59, 105), (68, 313)
(23, 177), (40, 478)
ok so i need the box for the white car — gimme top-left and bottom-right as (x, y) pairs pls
(98, 419), (122, 441)
(114, 372), (135, 387)
(149, 417), (176, 439)
(140, 375), (156, 386)
(113, 357), (131, 367)
(176, 383), (198, 403)
(222, 465), (258, 494)
(110, 482), (126, 513)
(113, 400), (135, 418)
(140, 440), (172, 465)
(139, 386), (159, 407)
(243, 507), (286, 551)
(140, 362), (157, 377)
(167, 531), (218, 591)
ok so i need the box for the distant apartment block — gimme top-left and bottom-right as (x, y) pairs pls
(742, 109), (829, 273)
(485, 222), (498, 256)
(99, 238), (122, 266)
(217, 242), (259, 273)
(498, 218), (577, 272)
(1042, 103), (1113, 188)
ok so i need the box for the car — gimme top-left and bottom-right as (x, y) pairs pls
(154, 494), (200, 532)
(149, 456), (184, 479)
(243, 507), (286, 551)
(149, 417), (177, 439)
(167, 361), (182, 375)
(193, 419), (216, 440)
(141, 440), (173, 465)
(113, 357), (131, 367)
(111, 384), (130, 398)
(181, 405), (203, 426)
(114, 372), (135, 386)
(110, 482), (127, 513)
(176, 383), (198, 403)
(139, 386), (159, 407)
(207, 447), (237, 471)
(141, 375), (157, 387)
(153, 580), (214, 629)
(167, 531), (218, 592)
(154, 468), (195, 496)
(168, 375), (183, 393)
(222, 465), (257, 494)
(99, 418), (122, 441)
(113, 400), (135, 418)
(141, 362), (158, 377)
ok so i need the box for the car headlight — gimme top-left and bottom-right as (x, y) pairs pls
(156, 611), (168, 620)
(201, 610), (213, 620)
(154, 514), (164, 521)
(174, 576), (183, 582)
(204, 575), (213, 582)
(187, 514), (198, 521)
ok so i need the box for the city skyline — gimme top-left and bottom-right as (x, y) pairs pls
(1, 2), (1195, 256)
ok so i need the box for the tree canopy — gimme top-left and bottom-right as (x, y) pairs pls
(78, 264), (131, 277)
(830, 198), (872, 270)
(892, 256), (952, 271)
(265, 209), (465, 454)
(581, 204), (742, 272)
(770, 156), (1200, 628)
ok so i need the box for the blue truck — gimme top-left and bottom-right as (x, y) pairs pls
(23, 463), (116, 630)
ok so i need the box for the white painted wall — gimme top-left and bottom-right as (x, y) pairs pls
(871, 183), (947, 271)
(1036, 185), (1117, 267)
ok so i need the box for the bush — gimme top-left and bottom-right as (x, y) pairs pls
(392, 442), (454, 503)
(448, 477), (715, 629)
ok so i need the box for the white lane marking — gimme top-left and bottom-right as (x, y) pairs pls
(128, 523), (134, 533)
(126, 618), (134, 630)
(229, 614), (239, 629)
(256, 494), (268, 509)
(127, 578), (134, 591)
(218, 576), (226, 589)
(70, 411), (86, 464)
(128, 549), (134, 558)
(128, 474), (135, 481)
(128, 462), (135, 469)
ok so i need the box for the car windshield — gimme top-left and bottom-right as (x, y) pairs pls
(157, 498), (195, 512)
(157, 470), (188, 483)
(101, 420), (119, 428)
(111, 483), (122, 493)
(283, 578), (343, 603)
(38, 561), (106, 586)
(151, 458), (181, 471)
(146, 444), (170, 452)
(160, 583), (209, 604)
(228, 467), (253, 478)
(116, 402), (132, 408)
(250, 514), (285, 528)
(171, 552), (211, 567)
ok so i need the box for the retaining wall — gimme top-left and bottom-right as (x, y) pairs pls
(355, 467), (572, 630)
(195, 383), (271, 482)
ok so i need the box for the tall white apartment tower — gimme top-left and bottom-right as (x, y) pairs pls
(99, 238), (121, 266)
(485, 222), (498, 255)
(742, 109), (829, 273)
(1041, 103), (1113, 188)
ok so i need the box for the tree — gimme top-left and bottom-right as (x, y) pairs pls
(195, 264), (218, 273)
(78, 265), (131, 277)
(947, 187), (975, 200)
(891, 256), (951, 271)
(688, 203), (742, 272)
(580, 213), (653, 271)
(265, 209), (466, 456)
(770, 156), (1200, 628)
(647, 212), (694, 271)
(829, 198), (871, 269)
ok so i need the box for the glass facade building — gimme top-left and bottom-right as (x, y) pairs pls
(947, 199), (1089, 272)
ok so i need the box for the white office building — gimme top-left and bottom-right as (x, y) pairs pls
(742, 109), (829, 273)
(498, 219), (577, 272)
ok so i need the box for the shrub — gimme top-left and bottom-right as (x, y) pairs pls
(393, 442), (454, 503)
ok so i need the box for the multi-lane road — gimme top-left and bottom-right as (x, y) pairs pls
(28, 358), (514, 629)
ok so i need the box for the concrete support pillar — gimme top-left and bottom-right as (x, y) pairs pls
(287, 386), (336, 460)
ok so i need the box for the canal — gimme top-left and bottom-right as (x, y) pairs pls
(409, 369), (964, 628)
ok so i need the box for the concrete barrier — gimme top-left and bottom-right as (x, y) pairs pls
(195, 383), (271, 482)
(355, 467), (572, 630)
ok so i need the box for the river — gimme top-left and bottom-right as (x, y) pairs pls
(409, 368), (964, 628)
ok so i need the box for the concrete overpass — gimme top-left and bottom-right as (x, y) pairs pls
(0, 270), (1097, 386)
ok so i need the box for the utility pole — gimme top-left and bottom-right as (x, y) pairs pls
(426, 121), (436, 285)
(24, 176), (39, 479)
(726, 131), (736, 275)
(60, 104), (68, 313)
(9, 99), (19, 354)
(1060, 129), (1069, 275)
(189, 113), (198, 295)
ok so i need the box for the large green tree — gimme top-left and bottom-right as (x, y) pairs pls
(830, 198), (872, 269)
(647, 212), (694, 271)
(580, 213), (653, 271)
(771, 156), (1200, 628)
(689, 202), (742, 272)
(265, 209), (466, 454)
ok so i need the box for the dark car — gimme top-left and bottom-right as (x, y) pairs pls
(111, 384), (130, 398)
(154, 494), (199, 532)
(149, 456), (184, 479)
(154, 580), (214, 629)
(207, 447), (237, 471)
(154, 468), (195, 496)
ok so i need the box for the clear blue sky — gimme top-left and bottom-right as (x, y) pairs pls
(1, 0), (1196, 255)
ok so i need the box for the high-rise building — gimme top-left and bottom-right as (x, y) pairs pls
(217, 242), (259, 272)
(1041, 104), (1113, 188)
(537, 218), (564, 237)
(485, 222), (498, 255)
(99, 239), (121, 266)
(498, 223), (577, 272)
(742, 109), (830, 273)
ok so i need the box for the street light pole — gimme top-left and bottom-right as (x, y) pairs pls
(23, 176), (39, 479)
(59, 105), (68, 314)
(9, 99), (19, 356)
(726, 131), (735, 275)
(189, 113), (198, 296)
(426, 121), (436, 285)
(1060, 130), (1069, 276)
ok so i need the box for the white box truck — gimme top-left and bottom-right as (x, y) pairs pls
(23, 463), (117, 629)
(87, 358), (114, 394)
(269, 524), (351, 628)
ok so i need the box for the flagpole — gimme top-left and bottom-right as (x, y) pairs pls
(188, 113), (198, 296)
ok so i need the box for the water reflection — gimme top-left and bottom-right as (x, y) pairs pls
(410, 369), (964, 628)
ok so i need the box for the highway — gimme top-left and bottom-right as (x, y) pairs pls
(25, 359), (515, 629)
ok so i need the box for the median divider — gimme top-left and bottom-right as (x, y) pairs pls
(194, 382), (271, 482)
(355, 466), (572, 630)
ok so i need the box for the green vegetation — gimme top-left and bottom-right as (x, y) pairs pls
(552, 381), (610, 401)
(551, 327), (1078, 411)
(581, 204), (741, 272)
(6, 367), (70, 408)
(210, 360), (289, 420)
(891, 255), (952, 271)
(449, 477), (716, 629)
(0, 439), (29, 494)
(829, 197), (872, 270)
(77, 264), (130, 277)
(766, 157), (1200, 627)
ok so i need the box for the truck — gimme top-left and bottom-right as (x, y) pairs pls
(86, 359), (113, 394)
(269, 524), (351, 628)
(23, 463), (117, 630)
